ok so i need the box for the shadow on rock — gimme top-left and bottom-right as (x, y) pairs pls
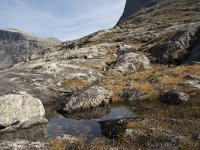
(0, 124), (47, 141)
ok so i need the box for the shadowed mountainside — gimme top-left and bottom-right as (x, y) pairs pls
(0, 28), (61, 69)
(117, 0), (153, 25)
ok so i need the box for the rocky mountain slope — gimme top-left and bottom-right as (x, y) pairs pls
(117, 0), (153, 25)
(0, 0), (200, 149)
(0, 28), (61, 69)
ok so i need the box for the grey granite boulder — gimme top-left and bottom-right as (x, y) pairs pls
(149, 24), (200, 65)
(0, 140), (48, 150)
(0, 93), (45, 127)
(114, 53), (150, 73)
(58, 86), (113, 113)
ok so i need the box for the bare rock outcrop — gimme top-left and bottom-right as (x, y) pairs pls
(58, 86), (113, 113)
(149, 24), (200, 65)
(0, 93), (46, 127)
(114, 53), (150, 73)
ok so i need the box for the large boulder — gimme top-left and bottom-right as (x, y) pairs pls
(58, 86), (113, 113)
(160, 90), (190, 105)
(0, 93), (45, 127)
(149, 24), (200, 65)
(114, 53), (150, 73)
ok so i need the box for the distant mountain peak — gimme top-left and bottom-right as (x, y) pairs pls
(0, 28), (61, 69)
(3, 28), (23, 33)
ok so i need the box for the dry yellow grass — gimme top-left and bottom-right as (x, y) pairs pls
(131, 82), (160, 101)
(71, 136), (86, 150)
(127, 121), (143, 129)
(129, 96), (200, 136)
(50, 139), (67, 150)
(159, 76), (182, 85)
(89, 138), (111, 150)
(47, 82), (57, 90)
(62, 78), (90, 91)
(100, 70), (127, 103)
(179, 138), (199, 150)
(50, 136), (86, 150)
(99, 64), (200, 103)
(101, 79), (125, 103)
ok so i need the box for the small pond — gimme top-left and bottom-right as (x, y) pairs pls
(0, 106), (135, 141)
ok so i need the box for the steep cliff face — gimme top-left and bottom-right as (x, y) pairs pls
(117, 0), (153, 25)
(0, 29), (61, 69)
(0, 29), (24, 41)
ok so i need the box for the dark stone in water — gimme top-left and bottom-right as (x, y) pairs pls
(59, 106), (111, 120)
(98, 117), (140, 139)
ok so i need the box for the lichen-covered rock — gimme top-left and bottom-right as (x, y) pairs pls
(149, 24), (200, 65)
(122, 87), (142, 103)
(184, 80), (200, 89)
(114, 53), (150, 73)
(0, 140), (48, 150)
(88, 29), (111, 42)
(160, 90), (190, 105)
(0, 94), (45, 127)
(117, 43), (137, 55)
(58, 86), (113, 113)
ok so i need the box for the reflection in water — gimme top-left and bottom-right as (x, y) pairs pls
(47, 106), (135, 139)
(60, 106), (111, 120)
(47, 115), (102, 139)
(0, 125), (47, 141)
(100, 107), (134, 121)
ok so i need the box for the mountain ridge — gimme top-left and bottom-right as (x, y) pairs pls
(0, 28), (61, 69)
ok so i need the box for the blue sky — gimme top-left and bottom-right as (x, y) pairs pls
(0, 0), (125, 41)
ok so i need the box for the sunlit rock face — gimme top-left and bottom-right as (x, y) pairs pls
(117, 0), (153, 25)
